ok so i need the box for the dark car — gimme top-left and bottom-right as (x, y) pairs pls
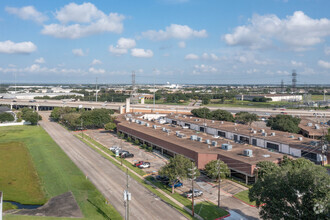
(156, 175), (169, 184)
(121, 153), (134, 158)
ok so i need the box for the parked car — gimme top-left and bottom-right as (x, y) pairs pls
(121, 153), (134, 158)
(168, 180), (183, 188)
(109, 146), (120, 152)
(185, 189), (203, 198)
(119, 150), (129, 156)
(138, 162), (150, 169)
(134, 161), (144, 167)
(156, 175), (169, 184)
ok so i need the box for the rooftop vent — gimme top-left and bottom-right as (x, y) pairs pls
(243, 149), (253, 157)
(298, 137), (303, 141)
(212, 141), (217, 147)
(221, 121), (224, 124)
(162, 127), (166, 132)
(289, 135), (295, 138)
(153, 125), (157, 129)
(197, 136), (203, 142)
(253, 130), (257, 134)
(307, 122), (313, 127)
(262, 132), (267, 137)
(205, 139), (211, 144)
(270, 132), (275, 136)
(190, 135), (197, 141)
(212, 120), (215, 123)
(221, 143), (232, 151)
(263, 154), (270, 158)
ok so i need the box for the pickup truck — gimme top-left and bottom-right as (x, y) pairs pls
(185, 189), (203, 198)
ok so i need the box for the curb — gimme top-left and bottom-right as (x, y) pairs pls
(231, 195), (265, 208)
(214, 213), (231, 220)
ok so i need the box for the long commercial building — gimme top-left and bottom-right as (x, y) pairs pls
(165, 115), (328, 165)
(116, 114), (285, 184)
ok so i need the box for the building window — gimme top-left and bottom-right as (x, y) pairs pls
(252, 139), (257, 146)
(240, 136), (250, 144)
(200, 127), (205, 132)
(267, 142), (279, 151)
(218, 131), (226, 137)
(301, 150), (317, 161)
(172, 120), (177, 125)
(185, 123), (190, 129)
(234, 135), (238, 141)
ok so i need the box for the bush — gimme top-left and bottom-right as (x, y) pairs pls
(0, 112), (15, 123)
(267, 115), (301, 133)
(134, 139), (140, 145)
(147, 146), (153, 152)
(127, 137), (132, 142)
(141, 144), (147, 149)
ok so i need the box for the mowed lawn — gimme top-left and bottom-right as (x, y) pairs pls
(0, 126), (122, 220)
(0, 142), (46, 204)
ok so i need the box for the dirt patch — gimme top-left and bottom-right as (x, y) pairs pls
(7, 192), (83, 218)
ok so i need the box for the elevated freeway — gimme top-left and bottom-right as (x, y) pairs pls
(0, 99), (329, 117)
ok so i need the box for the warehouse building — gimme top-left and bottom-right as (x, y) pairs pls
(115, 114), (283, 184)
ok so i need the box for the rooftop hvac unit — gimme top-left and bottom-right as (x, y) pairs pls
(162, 127), (166, 132)
(194, 119), (198, 121)
(190, 135), (197, 141)
(263, 154), (270, 158)
(213, 135), (219, 138)
(253, 130), (257, 134)
(315, 125), (320, 130)
(211, 141), (217, 147)
(203, 123), (207, 126)
(140, 121), (145, 125)
(307, 123), (313, 126)
(183, 115), (186, 118)
(126, 114), (132, 118)
(178, 134), (186, 138)
(126, 117), (129, 121)
(221, 143), (232, 151)
(145, 123), (150, 127)
(131, 119), (136, 123)
(153, 125), (157, 129)
(182, 126), (189, 129)
(270, 132), (275, 136)
(212, 120), (215, 123)
(205, 139), (211, 144)
(189, 117), (192, 119)
(166, 129), (171, 133)
(289, 135), (295, 138)
(197, 137), (203, 142)
(262, 132), (267, 136)
(234, 123), (237, 125)
(298, 137), (303, 141)
(260, 129), (265, 133)
(243, 149), (253, 157)
(176, 131), (180, 135)
(221, 121), (224, 124)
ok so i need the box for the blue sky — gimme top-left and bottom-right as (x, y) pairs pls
(0, 0), (330, 84)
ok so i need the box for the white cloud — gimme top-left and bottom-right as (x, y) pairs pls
(117, 38), (136, 49)
(276, 70), (290, 75)
(91, 59), (102, 65)
(35, 57), (45, 64)
(185, 53), (199, 60)
(0, 40), (37, 54)
(318, 60), (330, 69)
(89, 67), (105, 74)
(109, 38), (136, 55)
(178, 41), (186, 48)
(72, 48), (85, 56)
(142, 24), (207, 41)
(131, 48), (153, 58)
(41, 2), (124, 39)
(5, 6), (48, 24)
(246, 68), (259, 74)
(291, 60), (303, 66)
(224, 11), (330, 50)
(193, 64), (217, 74)
(325, 46), (330, 55)
(201, 53), (219, 61)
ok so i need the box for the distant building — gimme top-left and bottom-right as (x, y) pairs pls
(236, 94), (302, 102)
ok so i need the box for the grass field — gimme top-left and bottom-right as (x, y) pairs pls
(0, 126), (122, 220)
(234, 190), (256, 206)
(207, 100), (294, 108)
(0, 142), (46, 204)
(311, 95), (329, 101)
(144, 99), (190, 105)
(192, 201), (229, 220)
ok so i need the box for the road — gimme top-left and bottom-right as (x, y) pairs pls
(1, 99), (329, 116)
(39, 113), (187, 220)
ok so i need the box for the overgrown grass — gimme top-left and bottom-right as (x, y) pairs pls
(192, 201), (229, 220)
(3, 203), (18, 212)
(0, 142), (46, 205)
(234, 190), (256, 206)
(207, 99), (297, 108)
(0, 126), (122, 220)
(144, 99), (190, 105)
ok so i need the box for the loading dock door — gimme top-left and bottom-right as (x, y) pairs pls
(267, 142), (279, 152)
(218, 131), (226, 138)
(240, 136), (250, 144)
(234, 135), (238, 141)
(200, 127), (205, 132)
(252, 139), (257, 146)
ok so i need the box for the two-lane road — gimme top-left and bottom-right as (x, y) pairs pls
(39, 113), (186, 220)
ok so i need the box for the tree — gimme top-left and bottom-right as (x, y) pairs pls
(61, 113), (81, 129)
(325, 128), (330, 143)
(22, 110), (40, 125)
(159, 155), (199, 193)
(235, 112), (258, 126)
(191, 107), (212, 119)
(249, 158), (330, 219)
(211, 109), (234, 122)
(104, 122), (117, 131)
(202, 96), (211, 105)
(204, 160), (230, 181)
(0, 112), (15, 122)
(80, 108), (112, 129)
(267, 115), (301, 133)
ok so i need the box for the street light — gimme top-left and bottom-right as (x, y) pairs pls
(188, 162), (197, 216)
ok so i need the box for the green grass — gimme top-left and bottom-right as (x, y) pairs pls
(0, 142), (46, 205)
(78, 134), (146, 176)
(207, 100), (294, 108)
(234, 190), (256, 206)
(3, 202), (18, 212)
(192, 201), (229, 220)
(144, 99), (190, 105)
(311, 95), (329, 101)
(0, 126), (122, 220)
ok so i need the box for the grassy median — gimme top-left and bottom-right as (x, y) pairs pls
(234, 190), (256, 206)
(0, 126), (122, 220)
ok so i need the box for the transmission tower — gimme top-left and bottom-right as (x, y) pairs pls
(292, 70), (297, 93)
(130, 71), (138, 104)
(280, 79), (284, 93)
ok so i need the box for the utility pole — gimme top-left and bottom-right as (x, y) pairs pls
(153, 68), (156, 113)
(217, 160), (221, 207)
(124, 168), (131, 220)
(95, 77), (98, 102)
(81, 118), (84, 139)
(188, 162), (197, 217)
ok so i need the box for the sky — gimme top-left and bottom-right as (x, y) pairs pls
(0, 0), (330, 85)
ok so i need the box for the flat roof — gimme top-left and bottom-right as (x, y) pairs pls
(117, 115), (282, 166)
(299, 118), (329, 136)
(166, 115), (325, 154)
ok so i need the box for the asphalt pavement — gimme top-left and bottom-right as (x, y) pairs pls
(39, 113), (187, 220)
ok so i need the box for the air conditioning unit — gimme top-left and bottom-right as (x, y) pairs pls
(289, 135), (295, 138)
(162, 127), (166, 132)
(190, 135), (197, 141)
(197, 137), (203, 142)
(212, 141), (217, 147)
(262, 132), (267, 137)
(178, 134), (186, 138)
(298, 137), (303, 141)
(243, 149), (253, 157)
(145, 123), (150, 127)
(213, 135), (219, 138)
(221, 143), (232, 151)
(307, 123), (313, 126)
(205, 139), (211, 144)
(221, 121), (224, 124)
(153, 125), (157, 129)
(270, 132), (275, 136)
(260, 129), (265, 133)
(212, 120), (215, 123)
(253, 130), (257, 134)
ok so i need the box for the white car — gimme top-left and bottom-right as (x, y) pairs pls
(138, 162), (150, 169)
(109, 146), (121, 152)
(185, 189), (203, 198)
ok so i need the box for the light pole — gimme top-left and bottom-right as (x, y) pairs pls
(81, 118), (84, 139)
(216, 160), (221, 207)
(188, 162), (197, 217)
(124, 168), (131, 220)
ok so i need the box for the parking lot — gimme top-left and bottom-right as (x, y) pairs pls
(84, 129), (167, 174)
